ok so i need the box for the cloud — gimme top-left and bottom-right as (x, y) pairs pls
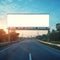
(0, 1), (19, 14)
(0, 0), (34, 14)
(4, 0), (13, 3)
(0, 15), (7, 28)
(0, 15), (5, 20)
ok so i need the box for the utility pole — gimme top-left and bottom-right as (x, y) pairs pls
(48, 28), (50, 42)
(8, 28), (10, 43)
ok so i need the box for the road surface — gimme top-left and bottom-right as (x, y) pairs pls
(0, 38), (60, 60)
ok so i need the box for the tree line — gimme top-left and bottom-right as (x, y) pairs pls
(0, 29), (19, 43)
(36, 23), (60, 41)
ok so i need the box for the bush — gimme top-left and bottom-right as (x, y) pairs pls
(9, 31), (19, 41)
(0, 29), (8, 42)
(0, 29), (19, 43)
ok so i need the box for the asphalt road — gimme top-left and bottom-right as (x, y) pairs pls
(0, 38), (60, 60)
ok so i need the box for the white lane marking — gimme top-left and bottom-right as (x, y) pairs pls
(0, 46), (13, 56)
(0, 42), (20, 54)
(0, 41), (22, 53)
(29, 53), (32, 60)
(0, 47), (10, 53)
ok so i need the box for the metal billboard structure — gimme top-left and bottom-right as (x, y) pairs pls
(7, 13), (50, 38)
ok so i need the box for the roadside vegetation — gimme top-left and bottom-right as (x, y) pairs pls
(36, 23), (60, 50)
(0, 29), (19, 47)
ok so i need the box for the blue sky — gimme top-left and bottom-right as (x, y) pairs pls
(0, 0), (60, 30)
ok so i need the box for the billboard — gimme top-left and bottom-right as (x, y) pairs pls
(7, 14), (49, 27)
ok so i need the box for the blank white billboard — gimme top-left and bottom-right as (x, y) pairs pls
(7, 14), (49, 27)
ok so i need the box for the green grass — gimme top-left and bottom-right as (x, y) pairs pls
(50, 41), (60, 44)
(44, 43), (60, 50)
(39, 40), (60, 50)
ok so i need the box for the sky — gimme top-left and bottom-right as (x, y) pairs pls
(0, 0), (60, 30)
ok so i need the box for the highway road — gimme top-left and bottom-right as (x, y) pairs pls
(0, 38), (60, 60)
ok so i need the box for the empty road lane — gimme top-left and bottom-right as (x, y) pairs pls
(0, 38), (60, 60)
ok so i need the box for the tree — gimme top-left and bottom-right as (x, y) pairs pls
(42, 34), (48, 41)
(56, 23), (60, 32)
(49, 29), (56, 41)
(0, 29), (8, 42)
(49, 29), (60, 41)
(36, 35), (42, 40)
(9, 31), (19, 41)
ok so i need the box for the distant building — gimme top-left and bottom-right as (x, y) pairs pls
(56, 23), (60, 31)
